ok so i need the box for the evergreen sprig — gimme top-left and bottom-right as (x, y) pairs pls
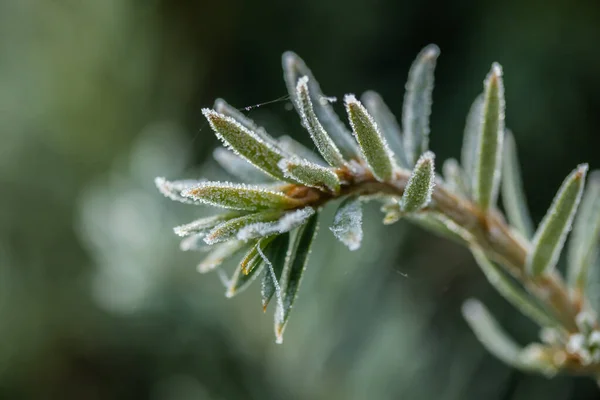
(157, 46), (600, 381)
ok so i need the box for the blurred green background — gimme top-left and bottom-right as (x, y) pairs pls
(1, 0), (600, 399)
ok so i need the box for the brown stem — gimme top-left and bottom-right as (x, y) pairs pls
(292, 166), (579, 332)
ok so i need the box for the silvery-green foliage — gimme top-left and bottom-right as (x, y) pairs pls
(330, 196), (363, 251)
(278, 135), (326, 165)
(157, 46), (600, 376)
(155, 177), (206, 205)
(460, 95), (483, 196)
(278, 157), (341, 193)
(442, 158), (467, 196)
(361, 90), (409, 168)
(568, 171), (600, 291)
(198, 240), (247, 274)
(275, 212), (319, 343)
(401, 151), (435, 212)
(461, 299), (557, 376)
(226, 239), (265, 297)
(282, 51), (358, 158)
(174, 212), (245, 237)
(213, 147), (273, 183)
(202, 109), (293, 182)
(473, 63), (504, 211)
(295, 76), (346, 167)
(501, 131), (534, 238)
(527, 165), (588, 276)
(261, 233), (290, 311)
(345, 94), (396, 182)
(402, 44), (439, 166)
(470, 245), (556, 328)
(213, 98), (281, 149)
(204, 211), (284, 245)
(236, 207), (315, 241)
(182, 181), (303, 211)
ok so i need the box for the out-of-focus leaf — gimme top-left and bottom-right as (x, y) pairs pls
(261, 233), (291, 311)
(527, 164), (588, 276)
(361, 90), (409, 168)
(460, 94), (484, 196)
(568, 170), (600, 291)
(470, 245), (557, 327)
(182, 182), (303, 211)
(198, 240), (247, 274)
(202, 109), (294, 182)
(442, 158), (467, 196)
(213, 147), (273, 183)
(278, 157), (340, 193)
(282, 51), (358, 158)
(462, 299), (558, 376)
(277, 135), (326, 165)
(401, 151), (435, 212)
(474, 63), (504, 211)
(204, 211), (284, 245)
(236, 207), (316, 241)
(345, 94), (395, 182)
(330, 196), (363, 251)
(402, 44), (439, 166)
(462, 298), (524, 367)
(275, 212), (319, 343)
(408, 212), (472, 245)
(501, 130), (534, 238)
(295, 76), (346, 167)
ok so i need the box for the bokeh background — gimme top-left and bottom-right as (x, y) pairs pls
(1, 0), (600, 398)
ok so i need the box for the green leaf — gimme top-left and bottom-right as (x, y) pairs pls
(462, 299), (558, 375)
(278, 157), (340, 193)
(330, 196), (363, 251)
(197, 240), (247, 273)
(213, 147), (273, 183)
(361, 90), (410, 168)
(155, 177), (206, 205)
(282, 51), (358, 159)
(442, 158), (468, 196)
(277, 135), (326, 166)
(501, 131), (534, 238)
(182, 182), (304, 211)
(173, 212), (245, 237)
(461, 298), (525, 368)
(474, 64), (505, 211)
(460, 94), (484, 196)
(408, 212), (472, 245)
(226, 240), (266, 298)
(527, 164), (588, 276)
(236, 207), (316, 241)
(470, 245), (557, 327)
(202, 109), (294, 182)
(213, 98), (282, 149)
(344, 94), (395, 182)
(401, 151), (435, 212)
(402, 44), (440, 166)
(239, 236), (275, 275)
(295, 76), (346, 167)
(204, 211), (284, 245)
(275, 212), (319, 343)
(568, 170), (600, 291)
(261, 233), (291, 311)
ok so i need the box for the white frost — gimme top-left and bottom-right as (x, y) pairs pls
(237, 207), (315, 241)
